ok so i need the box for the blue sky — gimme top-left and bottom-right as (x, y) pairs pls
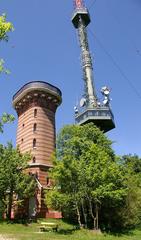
(0, 0), (141, 156)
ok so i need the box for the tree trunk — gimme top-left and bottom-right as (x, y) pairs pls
(96, 203), (99, 230)
(7, 188), (13, 220)
(81, 199), (87, 228)
(76, 202), (82, 228)
(88, 197), (96, 229)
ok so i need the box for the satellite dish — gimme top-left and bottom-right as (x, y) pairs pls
(74, 106), (78, 114)
(103, 99), (108, 105)
(97, 101), (101, 107)
(80, 98), (86, 107)
(104, 89), (110, 95)
(101, 86), (110, 96)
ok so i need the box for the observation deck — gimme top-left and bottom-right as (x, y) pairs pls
(75, 106), (115, 133)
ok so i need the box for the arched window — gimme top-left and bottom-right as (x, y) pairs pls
(33, 123), (37, 132)
(34, 109), (37, 118)
(33, 138), (36, 148)
(33, 157), (36, 163)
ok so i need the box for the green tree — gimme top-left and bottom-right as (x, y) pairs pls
(117, 154), (141, 228)
(120, 175), (141, 228)
(0, 14), (14, 131)
(0, 113), (15, 133)
(122, 154), (141, 174)
(0, 14), (13, 74)
(0, 143), (36, 220)
(45, 124), (127, 230)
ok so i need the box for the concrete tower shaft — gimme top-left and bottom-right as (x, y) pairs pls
(78, 17), (97, 106)
(72, 0), (97, 107)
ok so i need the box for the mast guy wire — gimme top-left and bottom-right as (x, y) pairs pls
(89, 29), (141, 100)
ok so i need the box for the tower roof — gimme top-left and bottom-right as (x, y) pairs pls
(12, 81), (62, 107)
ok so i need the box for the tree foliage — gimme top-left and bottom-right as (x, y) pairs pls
(118, 154), (141, 228)
(0, 14), (14, 131)
(45, 124), (127, 230)
(0, 14), (13, 74)
(0, 14), (13, 41)
(0, 113), (15, 133)
(0, 143), (36, 219)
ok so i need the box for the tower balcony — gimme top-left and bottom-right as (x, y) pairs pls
(75, 106), (115, 133)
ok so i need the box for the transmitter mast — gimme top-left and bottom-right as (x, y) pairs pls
(72, 0), (115, 132)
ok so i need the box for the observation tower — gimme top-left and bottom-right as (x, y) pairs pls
(13, 81), (62, 218)
(72, 0), (115, 132)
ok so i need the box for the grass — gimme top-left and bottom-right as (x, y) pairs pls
(0, 219), (141, 240)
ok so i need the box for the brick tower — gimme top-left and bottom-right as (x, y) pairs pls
(13, 81), (62, 218)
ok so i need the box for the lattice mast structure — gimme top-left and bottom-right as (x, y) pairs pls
(72, 0), (115, 132)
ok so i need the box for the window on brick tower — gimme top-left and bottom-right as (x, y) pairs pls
(46, 177), (50, 186)
(33, 157), (36, 163)
(35, 172), (38, 179)
(34, 109), (37, 117)
(33, 138), (36, 148)
(33, 123), (37, 132)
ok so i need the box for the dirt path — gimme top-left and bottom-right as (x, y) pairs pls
(0, 235), (16, 240)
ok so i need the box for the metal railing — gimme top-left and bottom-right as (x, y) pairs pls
(75, 107), (114, 123)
